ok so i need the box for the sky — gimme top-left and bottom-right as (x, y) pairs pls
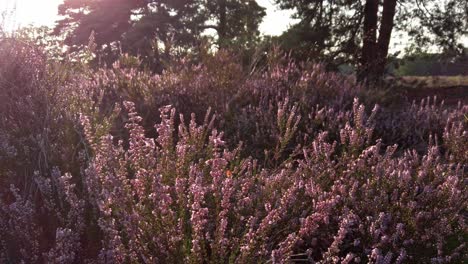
(0, 0), (297, 36)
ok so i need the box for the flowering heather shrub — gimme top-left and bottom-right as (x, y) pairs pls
(4, 98), (465, 263)
(75, 52), (365, 161)
(0, 37), (119, 177)
(0, 37), (117, 262)
(0, 42), (467, 262)
(0, 38), (74, 191)
(374, 97), (468, 153)
(77, 52), (466, 162)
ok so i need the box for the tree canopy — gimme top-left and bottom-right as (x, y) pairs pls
(52, 0), (467, 80)
(54, 0), (265, 70)
(274, 0), (467, 81)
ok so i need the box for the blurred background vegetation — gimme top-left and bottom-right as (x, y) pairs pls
(1, 0), (467, 81)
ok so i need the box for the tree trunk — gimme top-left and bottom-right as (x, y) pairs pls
(218, 0), (227, 48)
(375, 0), (398, 78)
(359, 0), (398, 84)
(359, 0), (379, 82)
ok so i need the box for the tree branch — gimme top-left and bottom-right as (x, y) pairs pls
(198, 25), (219, 32)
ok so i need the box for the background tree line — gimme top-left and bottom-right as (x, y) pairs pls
(53, 0), (467, 81)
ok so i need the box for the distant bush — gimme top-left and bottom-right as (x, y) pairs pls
(396, 53), (468, 76)
(0, 37), (466, 263)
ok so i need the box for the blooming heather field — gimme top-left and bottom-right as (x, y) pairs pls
(0, 39), (467, 263)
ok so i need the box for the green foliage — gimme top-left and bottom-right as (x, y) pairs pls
(54, 0), (266, 71)
(398, 0), (468, 55)
(273, 0), (467, 76)
(396, 53), (468, 76)
(273, 0), (362, 66)
(201, 0), (266, 48)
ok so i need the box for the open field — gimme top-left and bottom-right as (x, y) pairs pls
(397, 75), (468, 88)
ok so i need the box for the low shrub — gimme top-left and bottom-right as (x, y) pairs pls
(0, 38), (466, 263)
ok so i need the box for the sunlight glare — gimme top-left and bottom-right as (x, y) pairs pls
(1, 0), (63, 30)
